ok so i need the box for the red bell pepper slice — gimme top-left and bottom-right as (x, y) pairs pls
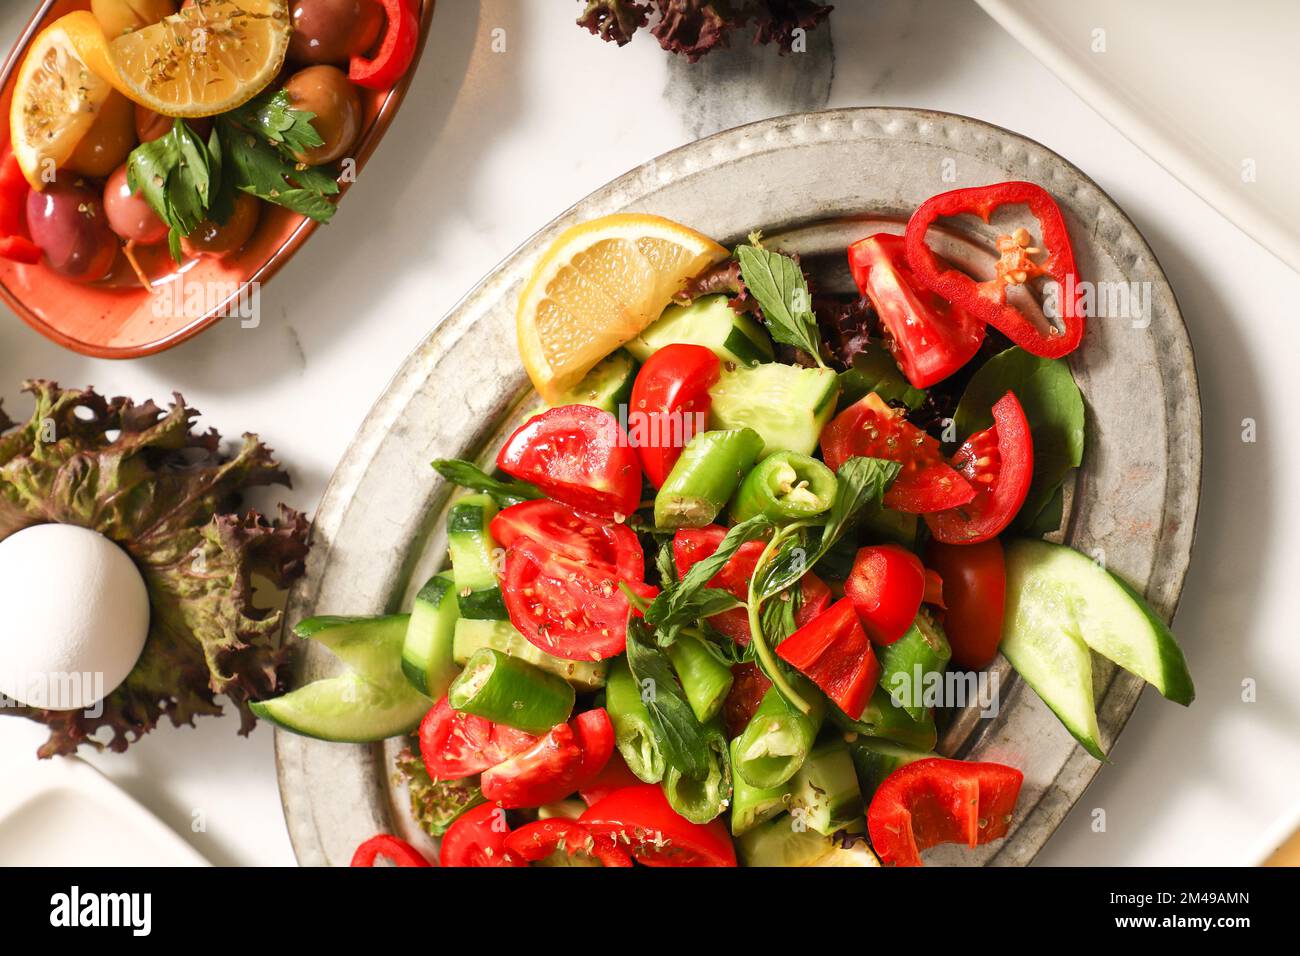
(350, 834), (431, 867)
(503, 819), (633, 867)
(867, 757), (1024, 866)
(350, 0), (420, 90)
(439, 803), (525, 867)
(579, 784), (737, 867)
(0, 149), (41, 264)
(775, 598), (880, 720)
(904, 182), (1084, 359)
(570, 707), (616, 791)
(925, 391), (1034, 545)
(848, 233), (985, 388)
(843, 544), (927, 646)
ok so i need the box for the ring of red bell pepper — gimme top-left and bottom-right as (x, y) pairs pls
(904, 181), (1084, 359)
(350, 0), (420, 90)
(0, 148), (41, 265)
(350, 834), (431, 867)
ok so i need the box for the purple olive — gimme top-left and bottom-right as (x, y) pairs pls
(26, 180), (118, 281)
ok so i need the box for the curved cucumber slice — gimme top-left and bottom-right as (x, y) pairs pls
(709, 363), (839, 457)
(254, 615), (428, 742)
(547, 350), (638, 413)
(1002, 539), (1194, 718)
(402, 572), (461, 699)
(738, 816), (879, 867)
(628, 295), (774, 368)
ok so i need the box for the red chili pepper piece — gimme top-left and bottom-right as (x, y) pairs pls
(350, 0), (420, 90)
(904, 182), (1084, 359)
(350, 834), (431, 867)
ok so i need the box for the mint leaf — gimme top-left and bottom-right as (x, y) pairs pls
(431, 459), (543, 507)
(736, 244), (824, 365)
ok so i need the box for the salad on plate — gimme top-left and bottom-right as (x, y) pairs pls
(258, 181), (1195, 868)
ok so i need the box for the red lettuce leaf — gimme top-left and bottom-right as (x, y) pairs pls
(0, 381), (308, 757)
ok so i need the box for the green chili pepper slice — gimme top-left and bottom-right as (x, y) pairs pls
(654, 427), (763, 530)
(447, 647), (575, 733)
(665, 632), (734, 723)
(605, 656), (667, 783)
(729, 451), (838, 524)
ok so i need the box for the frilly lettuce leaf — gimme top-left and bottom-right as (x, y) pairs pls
(0, 381), (309, 757)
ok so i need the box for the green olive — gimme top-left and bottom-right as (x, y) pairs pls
(282, 65), (362, 166)
(181, 192), (261, 259)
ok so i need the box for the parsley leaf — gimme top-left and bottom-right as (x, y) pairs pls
(736, 244), (825, 366)
(624, 619), (712, 779)
(431, 459), (543, 507)
(227, 90), (326, 157)
(219, 121), (339, 222)
(127, 119), (218, 262)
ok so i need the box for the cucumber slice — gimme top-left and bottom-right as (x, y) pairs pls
(251, 615), (428, 742)
(452, 617), (607, 690)
(447, 494), (507, 620)
(709, 363), (839, 457)
(402, 572), (461, 699)
(830, 686), (939, 751)
(1008, 539), (1194, 705)
(546, 350), (638, 413)
(738, 816), (879, 867)
(846, 736), (932, 801)
(628, 295), (774, 368)
(1000, 539), (1194, 760)
(787, 739), (864, 835)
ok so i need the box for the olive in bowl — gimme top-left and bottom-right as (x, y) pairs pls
(103, 165), (169, 245)
(26, 180), (118, 282)
(289, 0), (384, 65)
(283, 66), (362, 166)
(181, 192), (261, 259)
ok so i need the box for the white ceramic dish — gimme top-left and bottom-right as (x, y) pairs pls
(976, 0), (1300, 275)
(0, 757), (208, 866)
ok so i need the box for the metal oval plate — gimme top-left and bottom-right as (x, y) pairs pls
(274, 108), (1201, 866)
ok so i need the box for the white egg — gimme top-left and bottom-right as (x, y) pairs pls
(0, 524), (150, 711)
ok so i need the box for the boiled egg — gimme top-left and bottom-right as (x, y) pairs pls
(0, 524), (149, 711)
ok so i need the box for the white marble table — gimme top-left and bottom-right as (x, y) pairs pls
(1, 0), (1296, 867)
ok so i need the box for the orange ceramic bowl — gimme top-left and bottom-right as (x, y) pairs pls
(0, 0), (435, 358)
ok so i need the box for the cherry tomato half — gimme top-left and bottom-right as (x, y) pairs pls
(925, 538), (1006, 670)
(579, 784), (737, 867)
(821, 393), (976, 514)
(480, 722), (585, 809)
(843, 544), (926, 646)
(503, 819), (633, 867)
(848, 233), (985, 389)
(439, 803), (525, 867)
(490, 499), (644, 582)
(418, 696), (537, 780)
(497, 405), (642, 519)
(628, 343), (720, 488)
(503, 538), (653, 661)
(925, 391), (1034, 544)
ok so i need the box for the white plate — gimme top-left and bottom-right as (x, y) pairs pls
(0, 757), (208, 867)
(976, 0), (1300, 275)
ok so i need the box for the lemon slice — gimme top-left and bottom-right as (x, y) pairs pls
(517, 214), (730, 402)
(9, 15), (116, 190)
(66, 1), (290, 119)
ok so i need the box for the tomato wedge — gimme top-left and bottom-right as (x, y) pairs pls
(580, 784), (737, 867)
(776, 598), (880, 720)
(570, 707), (616, 792)
(350, 834), (430, 867)
(844, 544), (927, 646)
(821, 393), (975, 514)
(579, 752), (643, 806)
(672, 526), (830, 645)
(439, 803), (525, 867)
(848, 233), (985, 389)
(503, 819), (633, 867)
(867, 757), (1024, 867)
(503, 538), (652, 660)
(418, 697), (537, 780)
(925, 539), (1006, 670)
(480, 722), (585, 809)
(925, 391), (1034, 544)
(496, 405), (642, 519)
(491, 499), (644, 581)
(628, 343), (721, 487)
